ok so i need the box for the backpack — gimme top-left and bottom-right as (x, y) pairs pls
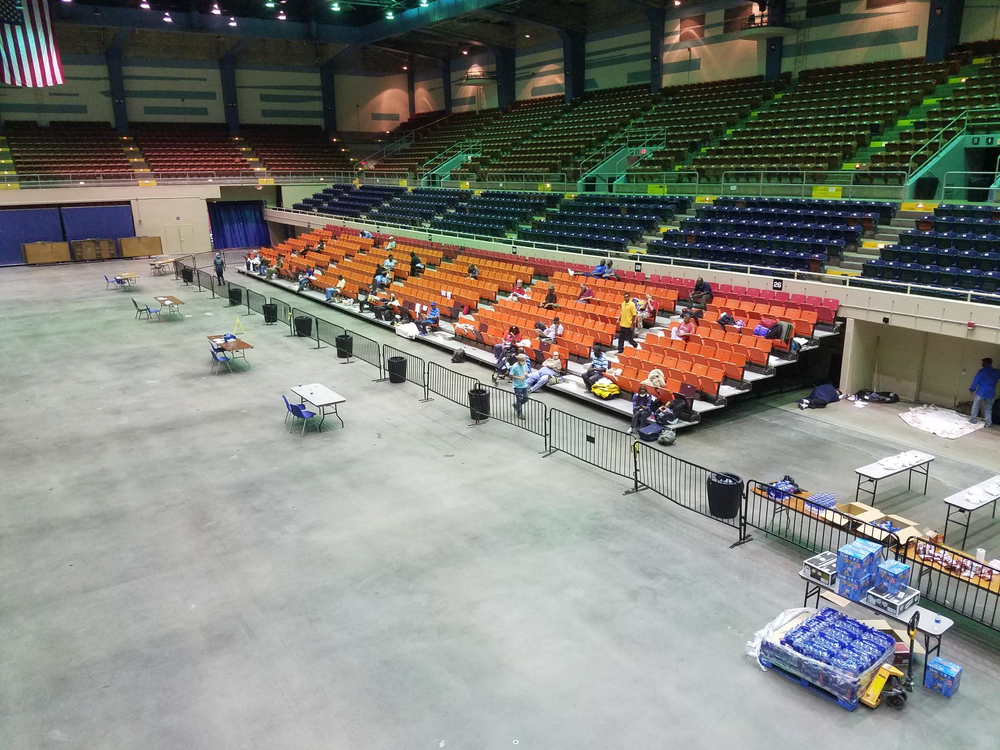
(657, 429), (677, 446)
(451, 348), (467, 364)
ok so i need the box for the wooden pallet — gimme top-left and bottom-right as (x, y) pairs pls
(759, 658), (860, 712)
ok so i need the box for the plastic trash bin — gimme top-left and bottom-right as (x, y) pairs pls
(707, 472), (744, 519)
(387, 356), (406, 384)
(469, 387), (490, 421)
(294, 315), (313, 337)
(262, 303), (277, 324)
(181, 267), (194, 284)
(335, 334), (353, 359)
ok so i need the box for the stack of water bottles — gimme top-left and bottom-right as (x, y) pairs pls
(760, 608), (895, 705)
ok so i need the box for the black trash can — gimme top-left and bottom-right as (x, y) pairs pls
(262, 303), (277, 324)
(294, 315), (313, 337)
(335, 334), (353, 359)
(707, 472), (744, 520)
(229, 287), (243, 306)
(181, 267), (194, 284)
(387, 356), (406, 384)
(469, 387), (490, 421)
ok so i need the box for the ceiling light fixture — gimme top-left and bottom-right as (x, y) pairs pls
(228, 16), (237, 26)
(331, 1), (340, 9)
(162, 11), (172, 22)
(402, 65), (408, 70)
(277, 10), (286, 19)
(385, 10), (394, 19)
(140, 0), (150, 8)
(211, 3), (221, 12)
(419, 0), (428, 6)
(524, 33), (530, 38)
(673, 0), (681, 5)
(60, 0), (71, 4)
(265, 0), (275, 7)
(462, 49), (468, 55)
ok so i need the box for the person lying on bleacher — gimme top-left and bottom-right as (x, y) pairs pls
(527, 347), (565, 393)
(360, 229), (373, 239)
(577, 282), (594, 303)
(510, 279), (530, 301)
(325, 275), (347, 302)
(540, 284), (558, 310)
(416, 302), (440, 336)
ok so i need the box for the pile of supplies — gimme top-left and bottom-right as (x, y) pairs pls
(750, 607), (895, 707)
(914, 541), (996, 582)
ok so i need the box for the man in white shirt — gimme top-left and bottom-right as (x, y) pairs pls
(541, 317), (564, 343)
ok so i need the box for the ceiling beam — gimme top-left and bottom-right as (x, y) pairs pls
(476, 8), (576, 32)
(351, 0), (509, 45)
(370, 44), (446, 63)
(415, 26), (513, 49)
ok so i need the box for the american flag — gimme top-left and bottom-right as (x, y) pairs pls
(0, 0), (63, 87)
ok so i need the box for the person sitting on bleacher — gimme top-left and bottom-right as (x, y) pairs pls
(296, 271), (312, 293)
(510, 279), (529, 301)
(671, 312), (696, 340)
(603, 259), (618, 279)
(589, 260), (608, 278)
(640, 294), (658, 328)
(386, 236), (397, 252)
(314, 239), (326, 253)
(582, 345), (609, 390)
(373, 269), (389, 290)
(526, 346), (565, 393)
(468, 263), (480, 280)
(577, 282), (594, 303)
(540, 284), (558, 310)
(493, 325), (522, 362)
(627, 385), (655, 436)
(539, 317), (563, 344)
(410, 251), (424, 278)
(689, 277), (713, 309)
(325, 275), (347, 302)
(383, 254), (397, 274)
(360, 229), (373, 239)
(416, 302), (440, 336)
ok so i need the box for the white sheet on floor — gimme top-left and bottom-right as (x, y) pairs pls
(899, 404), (984, 439)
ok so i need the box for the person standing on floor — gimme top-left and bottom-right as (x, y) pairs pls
(214, 252), (226, 285)
(617, 291), (638, 353)
(969, 357), (1000, 427)
(510, 353), (531, 420)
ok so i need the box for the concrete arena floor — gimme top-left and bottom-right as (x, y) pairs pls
(1, 260), (998, 750)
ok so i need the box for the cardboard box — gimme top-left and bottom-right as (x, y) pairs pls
(859, 619), (925, 665)
(804, 551), (838, 586)
(924, 657), (962, 697)
(875, 560), (911, 595)
(837, 572), (876, 602)
(836, 502), (882, 524)
(837, 540), (881, 580)
(22, 241), (70, 264)
(864, 584), (920, 616)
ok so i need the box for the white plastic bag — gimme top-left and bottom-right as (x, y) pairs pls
(396, 322), (419, 340)
(746, 607), (816, 670)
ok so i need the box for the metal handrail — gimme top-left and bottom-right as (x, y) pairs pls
(906, 106), (1000, 177)
(262, 205), (1000, 308)
(364, 112), (453, 166)
(483, 172), (569, 186)
(720, 169), (908, 200)
(0, 168), (415, 189)
(420, 138), (482, 173)
(940, 171), (1000, 201)
(576, 126), (675, 176)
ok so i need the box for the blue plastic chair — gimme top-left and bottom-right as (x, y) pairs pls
(211, 346), (232, 374)
(144, 303), (161, 321)
(104, 274), (119, 290)
(282, 395), (317, 435)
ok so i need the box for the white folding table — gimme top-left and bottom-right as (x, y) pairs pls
(942, 475), (1000, 548)
(291, 383), (346, 431)
(855, 451), (935, 505)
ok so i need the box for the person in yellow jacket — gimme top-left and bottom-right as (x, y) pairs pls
(617, 291), (638, 353)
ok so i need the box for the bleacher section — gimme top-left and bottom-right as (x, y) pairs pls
(692, 58), (958, 182)
(4, 122), (140, 176)
(241, 125), (353, 174)
(242, 224), (842, 429)
(622, 77), (784, 182)
(368, 188), (470, 226)
(864, 203), (1000, 295)
(293, 184), (406, 217)
(364, 109), (501, 176)
(473, 86), (654, 181)
(649, 196), (895, 272)
(519, 194), (688, 253)
(131, 124), (256, 175)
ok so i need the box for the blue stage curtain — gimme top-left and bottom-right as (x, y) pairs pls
(60, 205), (136, 251)
(208, 200), (270, 249)
(0, 208), (65, 266)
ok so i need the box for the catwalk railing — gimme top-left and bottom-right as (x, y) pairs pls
(201, 270), (1000, 634)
